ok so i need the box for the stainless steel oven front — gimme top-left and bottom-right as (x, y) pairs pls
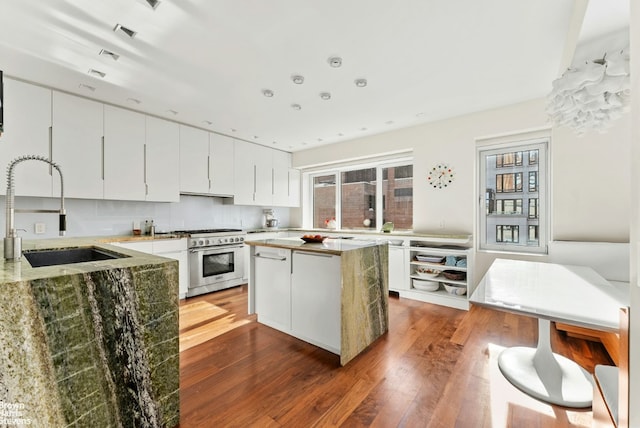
(186, 231), (246, 297)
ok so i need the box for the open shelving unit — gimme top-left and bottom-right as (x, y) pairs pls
(400, 239), (474, 310)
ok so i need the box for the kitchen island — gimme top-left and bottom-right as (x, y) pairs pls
(0, 238), (179, 427)
(245, 237), (389, 365)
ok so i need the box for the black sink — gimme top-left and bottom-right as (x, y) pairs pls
(23, 247), (129, 268)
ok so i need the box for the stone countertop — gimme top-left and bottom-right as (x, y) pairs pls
(246, 227), (472, 243)
(244, 237), (385, 256)
(1, 236), (178, 284)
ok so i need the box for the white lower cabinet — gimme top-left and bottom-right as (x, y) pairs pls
(253, 246), (292, 332)
(388, 245), (408, 291)
(110, 239), (189, 299)
(291, 250), (341, 353)
(252, 246), (341, 354)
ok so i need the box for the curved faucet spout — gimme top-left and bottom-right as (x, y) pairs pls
(4, 155), (66, 260)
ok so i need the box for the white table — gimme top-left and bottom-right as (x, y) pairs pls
(470, 258), (628, 408)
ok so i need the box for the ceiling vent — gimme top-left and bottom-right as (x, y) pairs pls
(78, 84), (96, 91)
(99, 49), (120, 60)
(145, 0), (161, 9)
(88, 69), (106, 78)
(113, 23), (137, 38)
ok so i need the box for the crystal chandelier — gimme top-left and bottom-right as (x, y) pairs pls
(546, 47), (630, 134)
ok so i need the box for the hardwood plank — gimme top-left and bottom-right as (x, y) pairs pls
(178, 286), (612, 427)
(179, 301), (228, 331)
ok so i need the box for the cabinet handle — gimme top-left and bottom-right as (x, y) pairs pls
(207, 155), (211, 185)
(48, 126), (53, 175)
(101, 136), (105, 180)
(272, 168), (275, 195)
(254, 253), (287, 261)
(143, 143), (147, 184)
(293, 251), (334, 258)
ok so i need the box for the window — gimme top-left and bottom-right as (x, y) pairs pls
(478, 137), (547, 253)
(496, 225), (519, 243)
(312, 174), (336, 229)
(309, 160), (413, 231)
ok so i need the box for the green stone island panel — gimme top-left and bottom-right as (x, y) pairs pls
(0, 260), (179, 427)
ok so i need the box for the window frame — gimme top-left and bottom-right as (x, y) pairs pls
(477, 136), (548, 254)
(304, 157), (413, 231)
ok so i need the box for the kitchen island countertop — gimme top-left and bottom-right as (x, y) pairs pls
(244, 236), (383, 256)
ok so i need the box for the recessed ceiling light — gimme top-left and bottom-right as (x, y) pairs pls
(126, 97), (141, 104)
(291, 104), (302, 110)
(113, 23), (137, 38)
(337, 133), (344, 137)
(319, 92), (331, 100)
(167, 109), (178, 115)
(354, 78), (367, 87)
(360, 127), (368, 131)
(262, 89), (274, 97)
(203, 120), (213, 125)
(79, 83), (96, 91)
(328, 57), (342, 68)
(99, 49), (120, 61)
(88, 69), (106, 78)
(385, 120), (394, 125)
(291, 75), (304, 85)
(272, 141), (278, 145)
(253, 136), (259, 139)
(231, 128), (237, 132)
(145, 0), (161, 9)
(416, 112), (426, 117)
(317, 138), (323, 142)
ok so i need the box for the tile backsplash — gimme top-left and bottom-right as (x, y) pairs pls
(0, 194), (291, 238)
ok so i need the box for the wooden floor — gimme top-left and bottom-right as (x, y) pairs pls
(179, 285), (612, 428)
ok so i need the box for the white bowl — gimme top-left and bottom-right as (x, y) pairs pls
(412, 278), (439, 291)
(415, 267), (441, 279)
(443, 283), (467, 296)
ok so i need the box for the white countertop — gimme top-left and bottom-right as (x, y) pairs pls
(470, 258), (629, 332)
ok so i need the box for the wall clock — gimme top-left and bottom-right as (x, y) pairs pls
(427, 164), (455, 189)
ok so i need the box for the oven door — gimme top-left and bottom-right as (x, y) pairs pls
(189, 244), (245, 288)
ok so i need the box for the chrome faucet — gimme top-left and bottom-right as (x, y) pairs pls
(4, 155), (66, 260)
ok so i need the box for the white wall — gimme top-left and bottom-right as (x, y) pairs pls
(293, 97), (631, 240)
(293, 97), (631, 281)
(0, 195), (290, 238)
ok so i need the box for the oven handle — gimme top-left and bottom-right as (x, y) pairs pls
(254, 253), (287, 261)
(189, 244), (244, 254)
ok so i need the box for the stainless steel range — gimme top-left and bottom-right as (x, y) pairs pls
(176, 229), (246, 297)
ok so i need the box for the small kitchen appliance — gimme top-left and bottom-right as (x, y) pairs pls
(264, 209), (278, 228)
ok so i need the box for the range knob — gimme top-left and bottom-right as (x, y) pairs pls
(197, 240), (204, 246)
(205, 239), (211, 246)
(239, 237), (244, 242)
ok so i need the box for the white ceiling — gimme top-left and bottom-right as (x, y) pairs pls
(0, 0), (629, 152)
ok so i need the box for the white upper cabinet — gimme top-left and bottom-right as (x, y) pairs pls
(103, 105), (146, 200)
(145, 116), (179, 202)
(233, 140), (272, 205)
(271, 150), (290, 207)
(288, 167), (301, 207)
(179, 125), (209, 194)
(208, 133), (234, 196)
(51, 91), (104, 199)
(233, 139), (256, 205)
(179, 126), (234, 196)
(0, 78), (52, 197)
(234, 140), (298, 207)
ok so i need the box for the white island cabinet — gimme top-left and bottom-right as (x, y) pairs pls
(247, 237), (388, 365)
(253, 246), (292, 332)
(291, 250), (341, 353)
